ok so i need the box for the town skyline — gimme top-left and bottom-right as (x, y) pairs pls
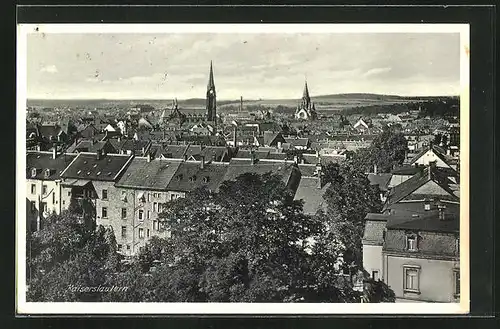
(26, 33), (461, 100)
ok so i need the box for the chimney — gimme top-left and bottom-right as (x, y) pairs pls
(277, 141), (282, 150)
(293, 155), (298, 164)
(96, 149), (102, 160)
(316, 163), (322, 189)
(147, 152), (152, 162)
(52, 143), (57, 159)
(233, 125), (237, 147)
(240, 96), (243, 112)
(438, 204), (447, 220)
(200, 155), (205, 169)
(250, 150), (256, 165)
(373, 163), (378, 175)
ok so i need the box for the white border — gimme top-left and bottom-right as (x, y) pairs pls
(16, 23), (470, 315)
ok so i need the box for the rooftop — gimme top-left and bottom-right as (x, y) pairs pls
(115, 157), (183, 190)
(60, 152), (133, 182)
(27, 151), (77, 180)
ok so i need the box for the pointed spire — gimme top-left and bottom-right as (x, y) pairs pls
(303, 80), (310, 101)
(207, 60), (215, 91)
(174, 98), (178, 109)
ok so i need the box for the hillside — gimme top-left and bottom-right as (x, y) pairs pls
(27, 93), (458, 111)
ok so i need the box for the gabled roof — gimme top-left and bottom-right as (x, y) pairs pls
(408, 144), (452, 167)
(384, 166), (459, 208)
(26, 151), (77, 180)
(115, 158), (183, 190)
(293, 176), (330, 215)
(367, 173), (392, 192)
(160, 145), (189, 159)
(60, 152), (133, 182)
(284, 137), (310, 147)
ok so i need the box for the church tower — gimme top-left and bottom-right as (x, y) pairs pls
(295, 80), (317, 120)
(206, 61), (217, 123)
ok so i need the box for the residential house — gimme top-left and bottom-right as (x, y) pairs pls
(59, 152), (134, 234)
(26, 150), (77, 231)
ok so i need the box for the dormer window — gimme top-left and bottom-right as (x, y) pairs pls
(424, 199), (431, 211)
(406, 234), (418, 252)
(189, 175), (197, 182)
(203, 176), (210, 183)
(177, 174), (183, 181)
(31, 168), (37, 178)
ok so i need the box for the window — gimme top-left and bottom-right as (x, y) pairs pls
(138, 209), (144, 221)
(31, 184), (36, 194)
(31, 168), (37, 178)
(102, 189), (108, 200)
(30, 201), (36, 212)
(372, 270), (379, 281)
(121, 191), (127, 202)
(42, 185), (47, 195)
(121, 208), (127, 219)
(147, 229), (150, 238)
(101, 207), (108, 218)
(52, 192), (55, 204)
(203, 176), (210, 183)
(153, 220), (159, 231)
(147, 210), (150, 219)
(153, 202), (158, 212)
(126, 245), (130, 250)
(121, 226), (127, 238)
(44, 169), (51, 178)
(139, 228), (144, 239)
(406, 235), (418, 251)
(117, 244), (122, 250)
(403, 266), (420, 293)
(67, 191), (71, 196)
(456, 237), (460, 254)
(453, 270), (460, 297)
(147, 193), (151, 202)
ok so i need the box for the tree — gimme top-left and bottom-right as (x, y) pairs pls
(353, 126), (408, 173)
(321, 163), (382, 266)
(108, 173), (356, 302)
(27, 211), (120, 302)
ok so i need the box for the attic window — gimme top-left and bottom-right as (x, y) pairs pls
(107, 159), (112, 163)
(203, 176), (210, 183)
(31, 168), (37, 178)
(83, 160), (88, 164)
(44, 169), (51, 178)
(77, 170), (82, 175)
(107, 172), (113, 176)
(406, 234), (418, 252)
(96, 171), (101, 176)
(189, 175), (197, 182)
(93, 164), (98, 168)
(36, 155), (41, 159)
(177, 174), (183, 181)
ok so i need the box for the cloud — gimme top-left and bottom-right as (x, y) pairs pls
(40, 64), (58, 73)
(363, 67), (392, 78)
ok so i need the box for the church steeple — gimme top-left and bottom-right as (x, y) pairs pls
(206, 61), (217, 127)
(302, 80), (311, 109)
(207, 60), (215, 91)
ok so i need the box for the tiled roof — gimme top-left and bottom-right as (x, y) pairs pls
(115, 157), (183, 190)
(362, 219), (388, 245)
(26, 151), (77, 180)
(284, 137), (310, 147)
(294, 177), (331, 215)
(161, 145), (189, 159)
(61, 152), (133, 182)
(385, 203), (459, 233)
(224, 158), (298, 187)
(166, 161), (229, 192)
(384, 166), (459, 208)
(298, 164), (317, 177)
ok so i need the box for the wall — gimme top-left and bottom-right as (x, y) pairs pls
(26, 178), (62, 230)
(414, 150), (451, 168)
(388, 175), (412, 188)
(384, 254), (460, 302)
(362, 244), (383, 280)
(101, 186), (185, 256)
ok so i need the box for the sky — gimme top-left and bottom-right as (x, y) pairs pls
(26, 33), (461, 100)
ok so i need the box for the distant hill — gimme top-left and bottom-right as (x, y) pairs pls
(26, 93), (457, 111)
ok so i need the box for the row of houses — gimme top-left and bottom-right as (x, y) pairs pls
(26, 147), (330, 256)
(363, 143), (460, 303)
